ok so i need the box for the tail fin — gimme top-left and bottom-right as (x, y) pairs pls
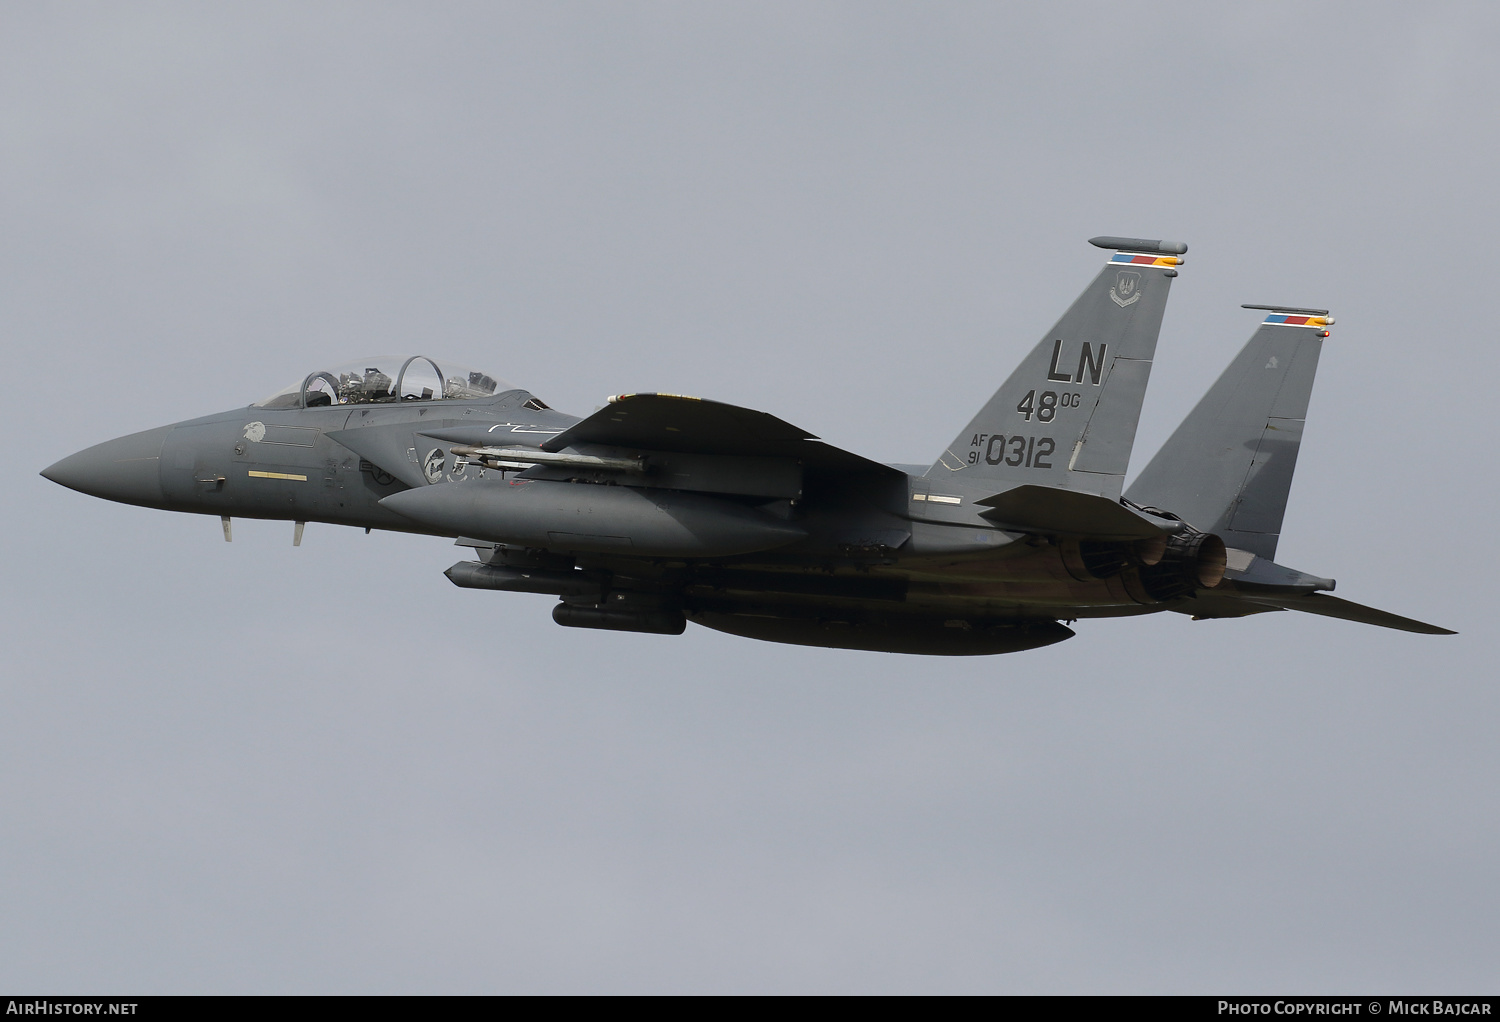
(929, 236), (1183, 501)
(1124, 306), (1332, 560)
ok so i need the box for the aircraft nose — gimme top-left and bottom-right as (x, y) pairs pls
(41, 425), (172, 508)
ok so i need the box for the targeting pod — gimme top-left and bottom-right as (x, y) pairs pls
(444, 561), (604, 599)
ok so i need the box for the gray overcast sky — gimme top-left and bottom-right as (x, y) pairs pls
(2, 1), (1496, 994)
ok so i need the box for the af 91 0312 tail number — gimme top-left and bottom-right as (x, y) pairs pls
(967, 434), (1055, 468)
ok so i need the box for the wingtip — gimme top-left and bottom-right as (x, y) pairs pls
(1393, 620), (1459, 636)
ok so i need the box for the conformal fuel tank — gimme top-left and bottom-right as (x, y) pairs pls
(380, 477), (806, 557)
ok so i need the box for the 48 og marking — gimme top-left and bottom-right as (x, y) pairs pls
(1015, 389), (1083, 422)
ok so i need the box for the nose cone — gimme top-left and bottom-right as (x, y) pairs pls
(42, 425), (172, 508)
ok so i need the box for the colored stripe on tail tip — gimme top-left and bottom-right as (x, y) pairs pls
(1110, 253), (1184, 267)
(1262, 314), (1334, 328)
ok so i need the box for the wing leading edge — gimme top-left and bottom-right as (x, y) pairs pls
(543, 393), (903, 478)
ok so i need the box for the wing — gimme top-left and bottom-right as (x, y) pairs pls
(542, 393), (903, 478)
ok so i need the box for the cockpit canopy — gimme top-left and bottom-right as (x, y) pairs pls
(254, 356), (515, 409)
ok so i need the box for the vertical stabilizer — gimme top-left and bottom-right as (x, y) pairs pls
(1125, 306), (1332, 560)
(928, 237), (1182, 501)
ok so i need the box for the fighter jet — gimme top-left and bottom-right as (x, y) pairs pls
(41, 236), (1453, 654)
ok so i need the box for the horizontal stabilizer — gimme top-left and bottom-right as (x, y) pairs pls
(1236, 592), (1455, 635)
(544, 393), (901, 477)
(976, 484), (1178, 540)
(1223, 551), (1334, 592)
